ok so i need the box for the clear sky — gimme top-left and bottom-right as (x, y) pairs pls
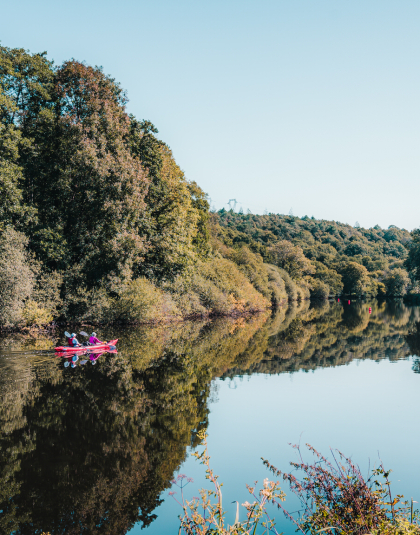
(1, 0), (420, 229)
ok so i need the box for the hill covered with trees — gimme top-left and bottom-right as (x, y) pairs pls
(1, 43), (420, 328)
(212, 210), (417, 301)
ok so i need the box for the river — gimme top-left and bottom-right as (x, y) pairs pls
(0, 299), (419, 534)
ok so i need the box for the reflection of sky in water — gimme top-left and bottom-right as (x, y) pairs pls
(138, 357), (420, 535)
(1, 300), (420, 535)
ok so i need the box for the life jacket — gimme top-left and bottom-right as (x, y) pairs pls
(67, 336), (74, 346)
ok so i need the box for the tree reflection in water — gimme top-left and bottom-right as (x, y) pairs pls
(1, 299), (419, 534)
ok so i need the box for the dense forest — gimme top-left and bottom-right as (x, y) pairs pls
(2, 43), (420, 328)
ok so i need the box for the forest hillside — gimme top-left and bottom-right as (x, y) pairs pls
(1, 43), (420, 328)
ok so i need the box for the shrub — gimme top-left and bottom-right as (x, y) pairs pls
(173, 436), (420, 535)
(310, 278), (330, 299)
(167, 257), (270, 317)
(21, 300), (53, 326)
(296, 279), (311, 301)
(114, 277), (179, 323)
(195, 257), (269, 313)
(172, 431), (286, 535)
(264, 444), (419, 535)
(229, 246), (271, 299)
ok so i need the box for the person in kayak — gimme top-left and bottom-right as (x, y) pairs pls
(89, 332), (103, 345)
(67, 333), (81, 347)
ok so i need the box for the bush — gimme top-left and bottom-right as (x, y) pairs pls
(195, 257), (269, 312)
(21, 300), (53, 326)
(114, 277), (179, 323)
(296, 279), (311, 301)
(229, 247), (271, 299)
(166, 257), (270, 316)
(264, 443), (420, 535)
(173, 435), (420, 535)
(310, 278), (330, 299)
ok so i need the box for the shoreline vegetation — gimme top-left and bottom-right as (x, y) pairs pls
(2, 44), (420, 332)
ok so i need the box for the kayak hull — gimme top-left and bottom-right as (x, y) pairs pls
(55, 348), (118, 358)
(55, 339), (118, 353)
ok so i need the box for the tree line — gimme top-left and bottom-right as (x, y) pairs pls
(214, 209), (420, 301)
(2, 43), (420, 328)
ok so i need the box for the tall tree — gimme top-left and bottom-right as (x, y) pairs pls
(129, 118), (209, 280)
(339, 261), (370, 296)
(27, 61), (150, 290)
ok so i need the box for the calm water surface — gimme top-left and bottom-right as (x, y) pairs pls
(1, 300), (419, 534)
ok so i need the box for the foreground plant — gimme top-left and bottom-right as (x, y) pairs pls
(172, 434), (419, 535)
(263, 443), (419, 535)
(171, 429), (285, 534)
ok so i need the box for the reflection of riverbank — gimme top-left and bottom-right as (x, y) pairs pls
(1, 300), (420, 534)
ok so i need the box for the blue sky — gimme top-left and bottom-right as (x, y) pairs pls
(1, 0), (420, 229)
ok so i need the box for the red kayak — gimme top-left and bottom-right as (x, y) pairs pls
(55, 339), (118, 353)
(55, 348), (118, 358)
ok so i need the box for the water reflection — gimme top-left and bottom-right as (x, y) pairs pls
(1, 300), (420, 534)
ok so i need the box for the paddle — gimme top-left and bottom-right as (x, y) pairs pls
(64, 331), (71, 338)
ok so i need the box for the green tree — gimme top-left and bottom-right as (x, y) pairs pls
(0, 123), (34, 228)
(0, 44), (53, 127)
(268, 240), (315, 280)
(129, 119), (209, 279)
(340, 261), (370, 296)
(405, 229), (420, 282)
(27, 61), (149, 291)
(383, 268), (410, 297)
(313, 261), (343, 295)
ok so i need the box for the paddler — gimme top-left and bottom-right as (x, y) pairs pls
(89, 332), (103, 345)
(67, 333), (81, 347)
